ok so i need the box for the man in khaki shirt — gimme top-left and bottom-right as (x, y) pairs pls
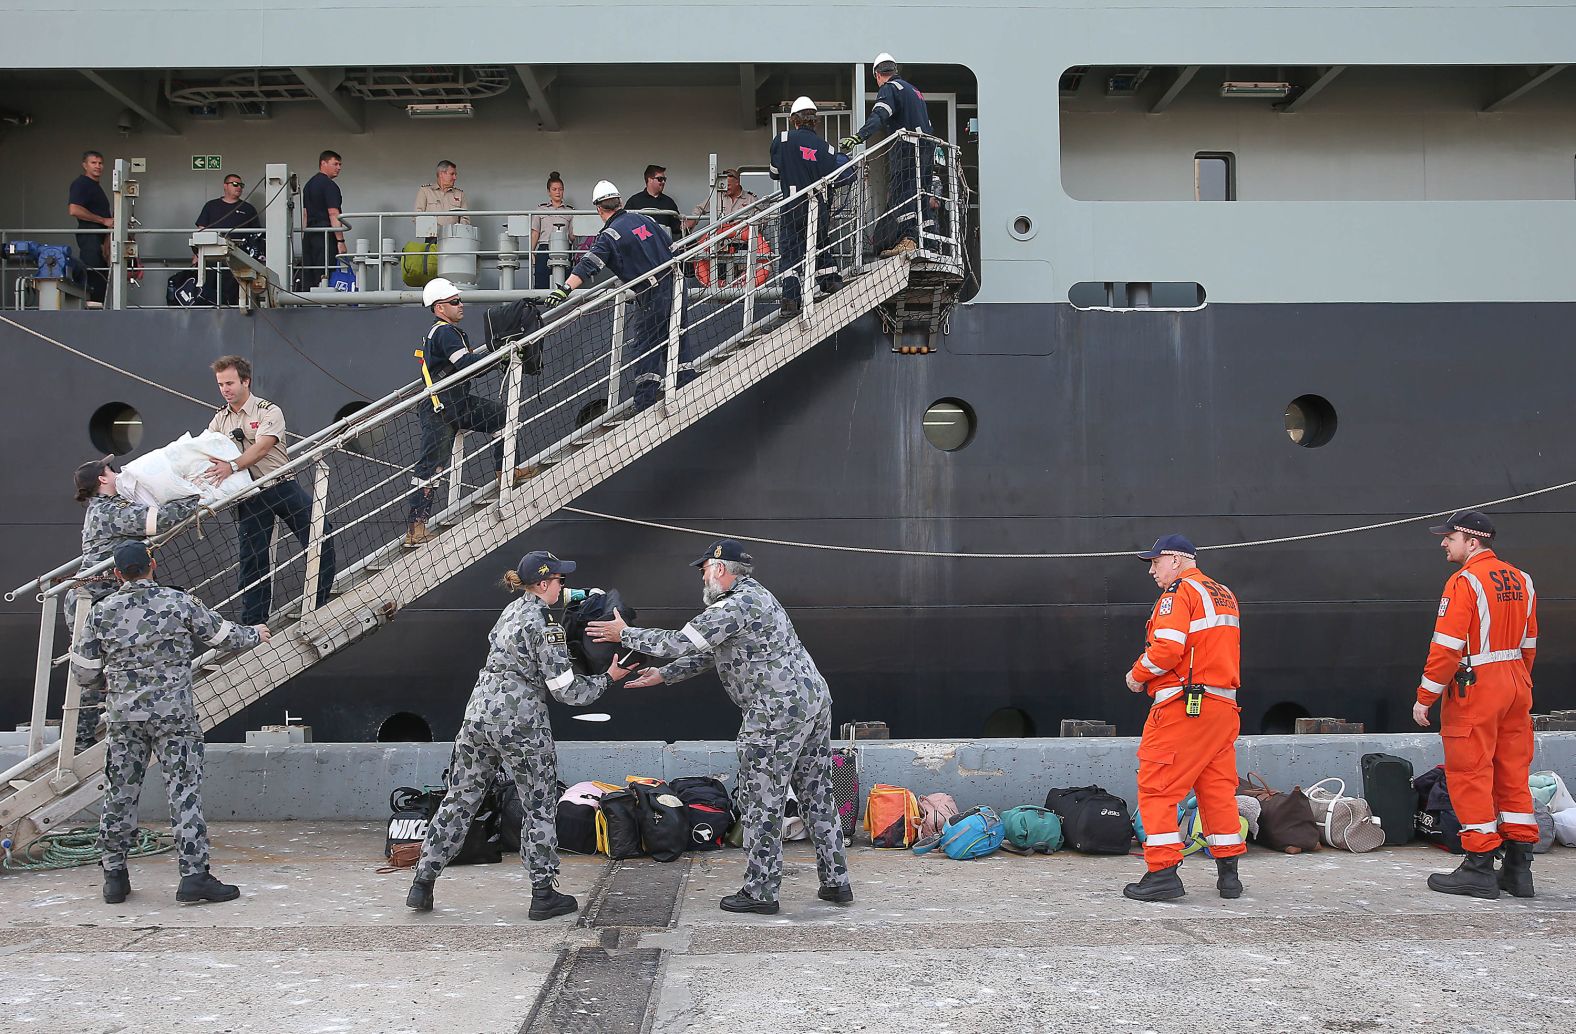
(414, 161), (470, 236)
(203, 355), (336, 623)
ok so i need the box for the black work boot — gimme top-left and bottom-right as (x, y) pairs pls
(176, 869), (240, 904)
(528, 882), (578, 921)
(720, 890), (779, 915)
(1497, 841), (1535, 899)
(406, 877), (434, 912)
(778, 298), (801, 318)
(1427, 850), (1500, 899)
(1123, 863), (1185, 902)
(1215, 857), (1243, 900)
(817, 883), (854, 904)
(102, 867), (131, 905)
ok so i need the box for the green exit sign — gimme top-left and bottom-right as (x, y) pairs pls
(190, 154), (223, 171)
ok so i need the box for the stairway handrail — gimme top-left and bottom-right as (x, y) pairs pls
(8, 131), (956, 603)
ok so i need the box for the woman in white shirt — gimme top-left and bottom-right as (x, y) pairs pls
(529, 172), (574, 290)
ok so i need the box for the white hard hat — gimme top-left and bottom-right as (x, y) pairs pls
(422, 277), (461, 308)
(591, 179), (621, 204)
(873, 53), (897, 70)
(791, 96), (817, 115)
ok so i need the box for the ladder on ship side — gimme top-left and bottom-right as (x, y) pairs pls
(0, 132), (969, 848)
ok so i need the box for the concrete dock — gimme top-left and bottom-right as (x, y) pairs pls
(2, 822), (1572, 1034)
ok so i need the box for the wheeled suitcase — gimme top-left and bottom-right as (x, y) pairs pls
(1360, 752), (1416, 846)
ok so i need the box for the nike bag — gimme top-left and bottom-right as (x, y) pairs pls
(1044, 785), (1134, 855)
(556, 781), (609, 856)
(1239, 771), (1322, 854)
(595, 788), (644, 859)
(830, 747), (859, 839)
(385, 785), (443, 858)
(864, 784), (921, 848)
(401, 241), (437, 287)
(1000, 805), (1063, 855)
(1412, 765), (1464, 854)
(629, 777), (689, 862)
(1361, 752), (1417, 845)
(670, 776), (734, 851)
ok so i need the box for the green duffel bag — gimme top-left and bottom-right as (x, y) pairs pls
(401, 241), (437, 287)
(1000, 805), (1063, 855)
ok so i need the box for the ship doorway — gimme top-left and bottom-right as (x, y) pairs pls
(1260, 701), (1311, 735)
(983, 706), (1036, 738)
(377, 712), (433, 742)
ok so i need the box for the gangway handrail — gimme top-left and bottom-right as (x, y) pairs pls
(6, 130), (957, 603)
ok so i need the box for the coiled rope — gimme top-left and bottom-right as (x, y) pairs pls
(1, 826), (174, 871)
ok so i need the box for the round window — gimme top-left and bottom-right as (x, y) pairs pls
(88, 402), (143, 455)
(922, 398), (976, 452)
(1284, 394), (1337, 448)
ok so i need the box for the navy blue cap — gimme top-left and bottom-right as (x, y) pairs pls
(1427, 510), (1495, 540)
(1136, 534), (1197, 561)
(113, 540), (153, 573)
(691, 538), (754, 567)
(516, 550), (576, 582)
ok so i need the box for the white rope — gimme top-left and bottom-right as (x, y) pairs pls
(562, 476), (1576, 559)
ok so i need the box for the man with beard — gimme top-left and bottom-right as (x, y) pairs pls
(587, 539), (851, 915)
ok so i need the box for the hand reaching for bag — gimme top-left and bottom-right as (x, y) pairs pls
(624, 668), (664, 689)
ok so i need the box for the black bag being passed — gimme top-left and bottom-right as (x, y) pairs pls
(484, 299), (545, 375)
(1043, 785), (1134, 854)
(560, 589), (647, 678)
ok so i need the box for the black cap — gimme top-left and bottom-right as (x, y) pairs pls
(74, 454), (115, 494)
(1136, 534), (1197, 561)
(1427, 510), (1495, 540)
(113, 540), (152, 574)
(691, 538), (754, 567)
(516, 550), (576, 582)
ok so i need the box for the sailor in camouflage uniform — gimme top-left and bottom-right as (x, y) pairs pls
(590, 539), (852, 915)
(68, 541), (268, 906)
(407, 551), (632, 920)
(68, 456), (203, 746)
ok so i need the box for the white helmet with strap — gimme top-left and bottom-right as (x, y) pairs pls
(422, 277), (461, 308)
(873, 53), (897, 73)
(591, 179), (621, 204)
(791, 95), (817, 115)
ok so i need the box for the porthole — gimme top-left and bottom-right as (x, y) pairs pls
(377, 711), (432, 742)
(334, 401), (386, 455)
(1284, 394), (1337, 448)
(922, 398), (975, 452)
(88, 402), (143, 455)
(1260, 701), (1311, 735)
(1009, 215), (1035, 241)
(575, 399), (608, 429)
(983, 706), (1036, 738)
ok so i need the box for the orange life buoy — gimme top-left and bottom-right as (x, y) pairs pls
(694, 222), (770, 288)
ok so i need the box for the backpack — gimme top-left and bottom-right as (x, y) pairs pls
(483, 299), (545, 375)
(166, 268), (214, 307)
(938, 807), (1006, 859)
(385, 785), (443, 858)
(595, 788), (645, 859)
(556, 781), (609, 856)
(1238, 772), (1322, 854)
(628, 777), (689, 862)
(401, 240), (437, 287)
(1044, 785), (1134, 855)
(561, 590), (643, 678)
(1000, 805), (1063, 854)
(864, 784), (921, 848)
(1412, 765), (1464, 854)
(917, 793), (960, 839)
(670, 776), (734, 851)
(1361, 752), (1416, 845)
(830, 747), (859, 838)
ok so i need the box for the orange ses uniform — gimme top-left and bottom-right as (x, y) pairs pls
(1129, 566), (1245, 871)
(1417, 549), (1539, 853)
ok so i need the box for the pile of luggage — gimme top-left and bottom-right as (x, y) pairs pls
(1364, 752), (1576, 854)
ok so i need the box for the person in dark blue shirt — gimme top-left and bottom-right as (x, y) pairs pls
(624, 165), (682, 240)
(404, 277), (529, 546)
(549, 180), (694, 412)
(194, 173), (262, 305)
(770, 97), (846, 317)
(842, 54), (935, 256)
(67, 150), (112, 303)
(301, 150), (345, 288)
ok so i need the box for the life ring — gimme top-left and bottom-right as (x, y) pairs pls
(694, 222), (770, 288)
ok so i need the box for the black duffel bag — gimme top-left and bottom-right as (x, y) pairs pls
(629, 779), (690, 862)
(1413, 765), (1465, 854)
(561, 589), (647, 678)
(386, 785), (443, 858)
(1044, 785), (1134, 855)
(597, 789), (645, 859)
(484, 299), (545, 375)
(671, 776), (735, 851)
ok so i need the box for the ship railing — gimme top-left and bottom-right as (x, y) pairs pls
(2, 131), (966, 783)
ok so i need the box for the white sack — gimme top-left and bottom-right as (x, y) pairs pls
(1554, 807), (1576, 848)
(118, 431), (252, 507)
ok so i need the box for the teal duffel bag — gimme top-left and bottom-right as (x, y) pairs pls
(1000, 805), (1063, 854)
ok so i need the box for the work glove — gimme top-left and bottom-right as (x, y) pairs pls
(546, 286), (570, 307)
(839, 136), (861, 154)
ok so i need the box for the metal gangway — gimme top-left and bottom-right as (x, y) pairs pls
(0, 132), (968, 847)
